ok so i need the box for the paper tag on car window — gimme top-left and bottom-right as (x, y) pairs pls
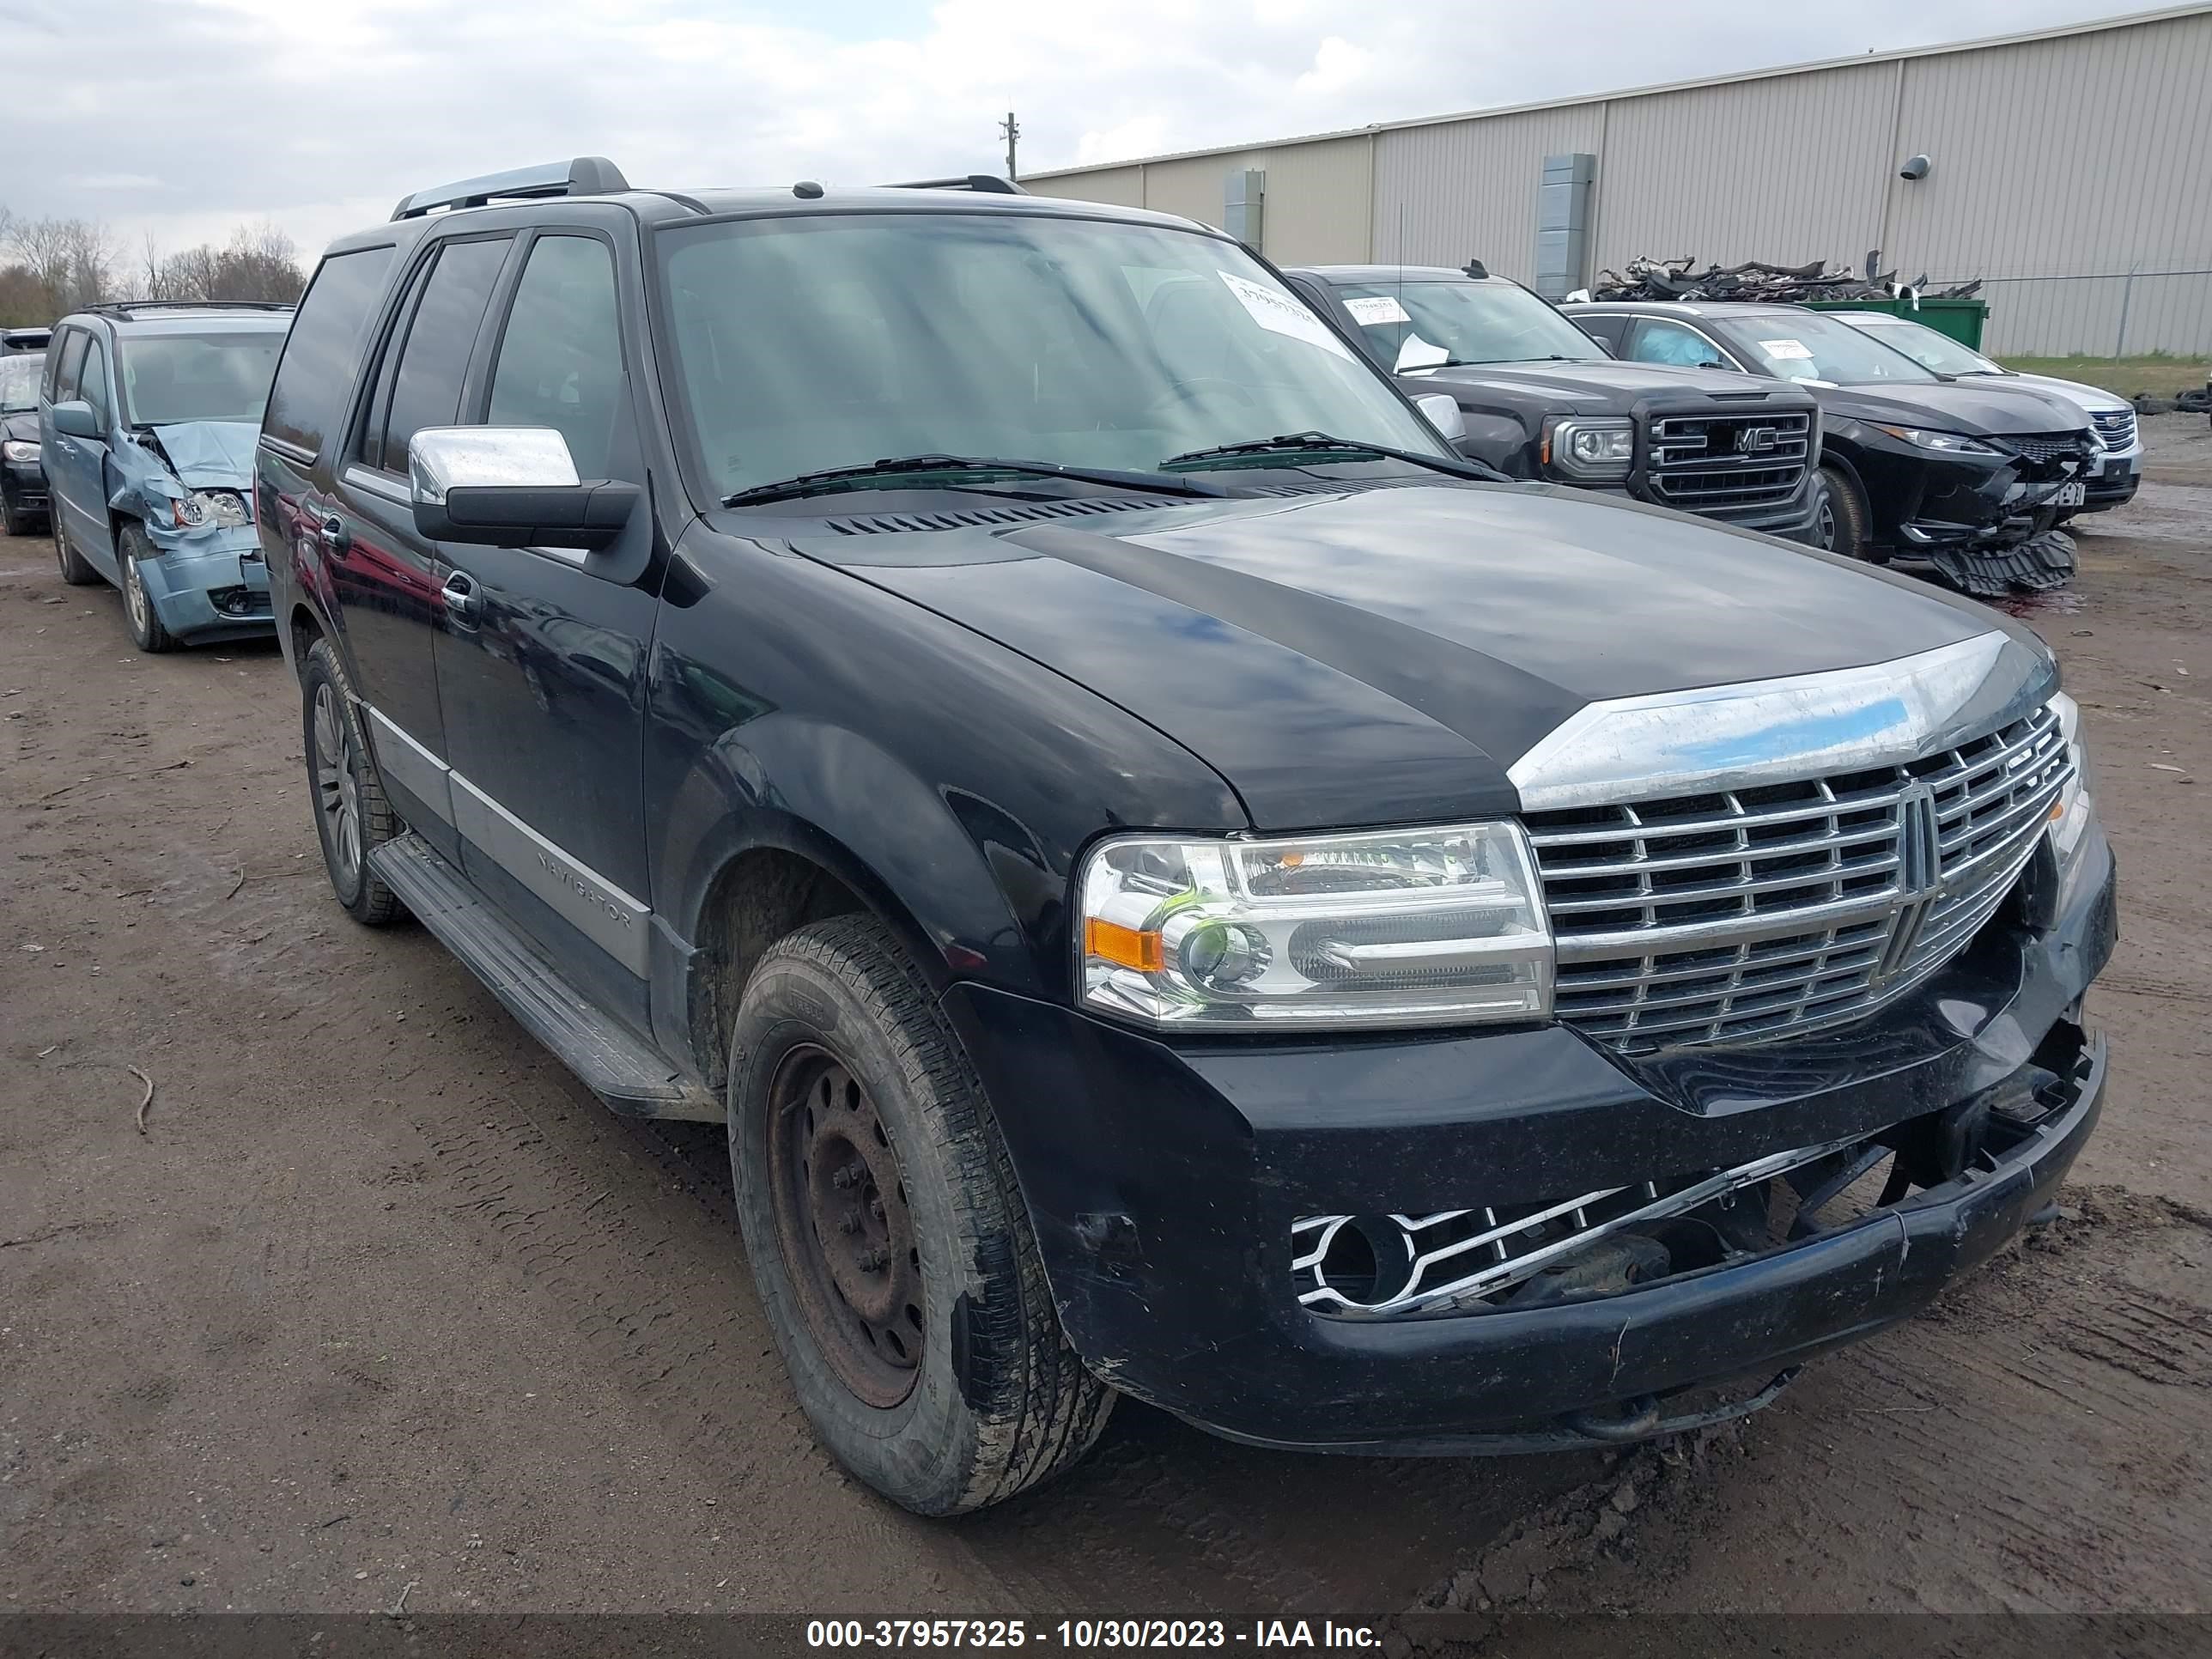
(1395, 335), (1449, 371)
(1344, 295), (1411, 326)
(1759, 339), (1814, 361)
(1218, 271), (1352, 359)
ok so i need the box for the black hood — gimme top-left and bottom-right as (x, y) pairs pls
(1408, 358), (1804, 410)
(1807, 378), (2088, 436)
(780, 482), (2017, 830)
(1, 410), (37, 444)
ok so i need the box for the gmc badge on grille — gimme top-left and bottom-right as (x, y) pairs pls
(1734, 425), (1781, 456)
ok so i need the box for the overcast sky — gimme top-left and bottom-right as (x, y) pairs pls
(0, 0), (2160, 265)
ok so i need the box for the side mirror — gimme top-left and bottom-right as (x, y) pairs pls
(1414, 393), (1467, 444)
(409, 426), (637, 553)
(50, 399), (100, 440)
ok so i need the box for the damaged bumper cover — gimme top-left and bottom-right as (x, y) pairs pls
(133, 521), (274, 639)
(949, 827), (2115, 1455)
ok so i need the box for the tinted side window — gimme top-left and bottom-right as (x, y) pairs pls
(81, 336), (112, 428)
(264, 245), (398, 455)
(53, 329), (88, 403)
(1628, 319), (1728, 369)
(378, 236), (511, 477)
(486, 236), (625, 478)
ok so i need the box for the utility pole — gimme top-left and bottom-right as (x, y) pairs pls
(1000, 111), (1020, 182)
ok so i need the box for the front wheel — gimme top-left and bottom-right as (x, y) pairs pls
(118, 523), (179, 653)
(729, 915), (1114, 1515)
(1812, 464), (1872, 562)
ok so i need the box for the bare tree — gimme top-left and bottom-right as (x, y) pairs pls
(5, 216), (117, 313)
(155, 222), (306, 305)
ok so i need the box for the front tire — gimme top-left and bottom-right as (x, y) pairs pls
(118, 523), (179, 653)
(728, 915), (1113, 1515)
(1814, 463), (1873, 562)
(301, 639), (403, 926)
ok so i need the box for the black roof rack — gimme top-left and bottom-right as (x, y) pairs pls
(392, 156), (630, 221)
(884, 175), (1028, 195)
(83, 300), (296, 319)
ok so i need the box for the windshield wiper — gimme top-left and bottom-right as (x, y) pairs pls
(720, 453), (1226, 508)
(1158, 431), (1505, 483)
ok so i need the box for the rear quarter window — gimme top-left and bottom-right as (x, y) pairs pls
(264, 245), (399, 456)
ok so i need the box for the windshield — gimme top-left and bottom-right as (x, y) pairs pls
(0, 356), (40, 413)
(1835, 316), (2004, 377)
(117, 332), (285, 426)
(1727, 312), (1939, 386)
(1333, 278), (1601, 370)
(654, 211), (1450, 501)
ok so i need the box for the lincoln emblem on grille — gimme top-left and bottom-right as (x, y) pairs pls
(1874, 781), (1944, 988)
(1733, 425), (1780, 455)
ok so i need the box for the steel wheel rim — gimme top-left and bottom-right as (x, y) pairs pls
(124, 550), (149, 635)
(313, 683), (362, 887)
(765, 1043), (923, 1409)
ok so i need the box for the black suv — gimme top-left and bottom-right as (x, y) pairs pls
(258, 159), (2116, 1516)
(1288, 266), (1824, 543)
(1565, 301), (2100, 596)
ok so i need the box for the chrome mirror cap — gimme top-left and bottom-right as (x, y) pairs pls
(1413, 393), (1467, 444)
(409, 427), (580, 506)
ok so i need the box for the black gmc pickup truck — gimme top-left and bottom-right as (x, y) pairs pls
(1286, 264), (1825, 543)
(258, 161), (2116, 1516)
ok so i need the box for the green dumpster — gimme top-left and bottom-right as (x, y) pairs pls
(1804, 295), (1989, 349)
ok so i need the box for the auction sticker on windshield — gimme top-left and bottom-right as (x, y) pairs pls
(1344, 295), (1412, 326)
(1218, 271), (1353, 359)
(1759, 339), (1814, 360)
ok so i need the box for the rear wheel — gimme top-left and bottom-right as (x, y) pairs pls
(118, 523), (178, 653)
(1813, 464), (1872, 561)
(729, 915), (1113, 1515)
(301, 638), (403, 926)
(53, 511), (98, 585)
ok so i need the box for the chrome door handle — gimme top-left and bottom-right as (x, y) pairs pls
(318, 511), (349, 552)
(441, 570), (479, 624)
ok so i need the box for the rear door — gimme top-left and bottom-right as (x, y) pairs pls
(428, 222), (661, 1016)
(322, 233), (515, 852)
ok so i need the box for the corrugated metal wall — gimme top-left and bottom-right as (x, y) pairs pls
(1028, 6), (2212, 354)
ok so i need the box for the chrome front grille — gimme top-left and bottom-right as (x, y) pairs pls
(1525, 702), (2069, 1053)
(1645, 410), (1811, 513)
(2089, 408), (2137, 451)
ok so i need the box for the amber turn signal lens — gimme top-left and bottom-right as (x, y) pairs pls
(1085, 916), (1164, 973)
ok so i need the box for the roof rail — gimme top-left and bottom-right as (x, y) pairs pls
(392, 156), (630, 221)
(83, 300), (296, 319)
(884, 175), (1028, 195)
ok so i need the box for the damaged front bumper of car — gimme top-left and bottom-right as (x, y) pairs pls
(949, 813), (2116, 1455)
(133, 518), (275, 640)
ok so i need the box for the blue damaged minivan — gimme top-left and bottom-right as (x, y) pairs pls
(43, 301), (292, 651)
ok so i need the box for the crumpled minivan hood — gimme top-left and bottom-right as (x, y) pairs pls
(150, 422), (258, 489)
(789, 482), (2028, 830)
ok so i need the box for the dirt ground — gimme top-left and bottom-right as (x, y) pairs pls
(3, 422), (2209, 1626)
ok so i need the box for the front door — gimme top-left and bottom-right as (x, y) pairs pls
(43, 328), (118, 576)
(323, 232), (515, 853)
(428, 226), (659, 1020)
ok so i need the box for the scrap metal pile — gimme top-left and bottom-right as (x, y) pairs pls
(1588, 255), (1982, 304)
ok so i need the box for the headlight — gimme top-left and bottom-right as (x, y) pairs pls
(1076, 822), (1553, 1030)
(1869, 423), (1998, 456)
(172, 489), (251, 529)
(1544, 416), (1633, 481)
(2, 439), (38, 464)
(2048, 691), (2097, 866)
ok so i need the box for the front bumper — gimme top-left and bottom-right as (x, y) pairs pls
(951, 830), (2116, 1453)
(2080, 448), (2142, 510)
(3, 459), (46, 514)
(137, 523), (275, 640)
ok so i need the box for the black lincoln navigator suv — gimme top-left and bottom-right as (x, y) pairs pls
(258, 158), (2116, 1515)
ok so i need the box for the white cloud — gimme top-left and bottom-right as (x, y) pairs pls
(0, 0), (2154, 267)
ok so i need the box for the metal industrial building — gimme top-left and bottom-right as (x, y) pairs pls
(1026, 4), (2212, 356)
